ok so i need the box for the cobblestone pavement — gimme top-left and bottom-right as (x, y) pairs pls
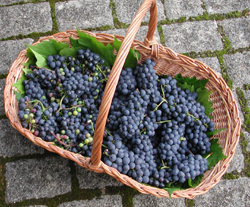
(0, 0), (250, 206)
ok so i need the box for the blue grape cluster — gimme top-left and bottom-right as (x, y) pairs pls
(18, 49), (214, 188)
(102, 59), (213, 187)
(18, 49), (109, 155)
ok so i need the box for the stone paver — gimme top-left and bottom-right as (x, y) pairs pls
(95, 25), (161, 44)
(194, 178), (250, 207)
(58, 195), (123, 207)
(164, 0), (204, 20)
(113, 0), (165, 24)
(0, 3), (52, 39)
(55, 0), (114, 31)
(5, 156), (71, 203)
(196, 57), (222, 76)
(224, 51), (250, 88)
(133, 194), (186, 207)
(203, 0), (250, 14)
(219, 16), (250, 49)
(226, 143), (244, 173)
(75, 164), (123, 189)
(0, 119), (44, 158)
(0, 79), (5, 115)
(0, 38), (33, 74)
(162, 20), (223, 53)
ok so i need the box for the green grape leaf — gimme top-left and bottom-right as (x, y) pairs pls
(175, 74), (208, 90)
(206, 128), (225, 137)
(69, 36), (83, 51)
(23, 48), (36, 67)
(175, 74), (213, 118)
(188, 174), (204, 188)
(12, 73), (26, 94)
(14, 90), (25, 101)
(26, 39), (69, 68)
(177, 81), (195, 92)
(203, 139), (227, 169)
(59, 47), (77, 57)
(77, 29), (116, 67)
(164, 187), (181, 198)
(113, 36), (140, 69)
(196, 88), (213, 118)
(22, 68), (32, 75)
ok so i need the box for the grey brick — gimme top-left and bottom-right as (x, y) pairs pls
(162, 21), (223, 53)
(224, 51), (250, 88)
(0, 3), (52, 39)
(218, 16), (250, 49)
(55, 0), (114, 31)
(0, 39), (33, 74)
(5, 156), (71, 203)
(0, 119), (44, 158)
(203, 0), (250, 15)
(194, 178), (250, 207)
(196, 57), (222, 76)
(75, 164), (123, 189)
(226, 143), (244, 173)
(58, 195), (122, 207)
(133, 194), (186, 207)
(94, 25), (161, 44)
(0, 79), (5, 115)
(0, 0), (29, 6)
(114, 0), (165, 24)
(164, 0), (204, 20)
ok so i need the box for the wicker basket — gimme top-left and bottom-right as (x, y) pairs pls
(4, 0), (241, 198)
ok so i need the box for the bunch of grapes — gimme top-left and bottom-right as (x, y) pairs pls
(18, 48), (215, 188)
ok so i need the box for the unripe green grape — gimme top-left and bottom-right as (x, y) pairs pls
(75, 129), (80, 135)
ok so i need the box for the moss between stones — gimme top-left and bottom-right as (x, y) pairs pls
(214, 24), (234, 89)
(236, 88), (250, 131)
(216, 52), (233, 89)
(185, 198), (195, 207)
(120, 186), (139, 207)
(0, 115), (7, 120)
(244, 84), (250, 90)
(157, 25), (166, 46)
(239, 132), (250, 177)
(0, 74), (7, 79)
(191, 9), (249, 22)
(110, 0), (129, 29)
(0, 161), (7, 207)
(223, 172), (240, 180)
(201, 3), (206, 10)
(236, 89), (250, 178)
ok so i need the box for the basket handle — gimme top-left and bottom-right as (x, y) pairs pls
(90, 0), (158, 168)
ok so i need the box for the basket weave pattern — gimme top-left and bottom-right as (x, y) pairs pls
(4, 0), (241, 198)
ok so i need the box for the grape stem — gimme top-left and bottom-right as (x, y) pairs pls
(153, 85), (168, 111)
(56, 95), (66, 113)
(96, 64), (108, 82)
(28, 99), (45, 111)
(205, 152), (213, 159)
(156, 120), (171, 124)
(105, 129), (113, 137)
